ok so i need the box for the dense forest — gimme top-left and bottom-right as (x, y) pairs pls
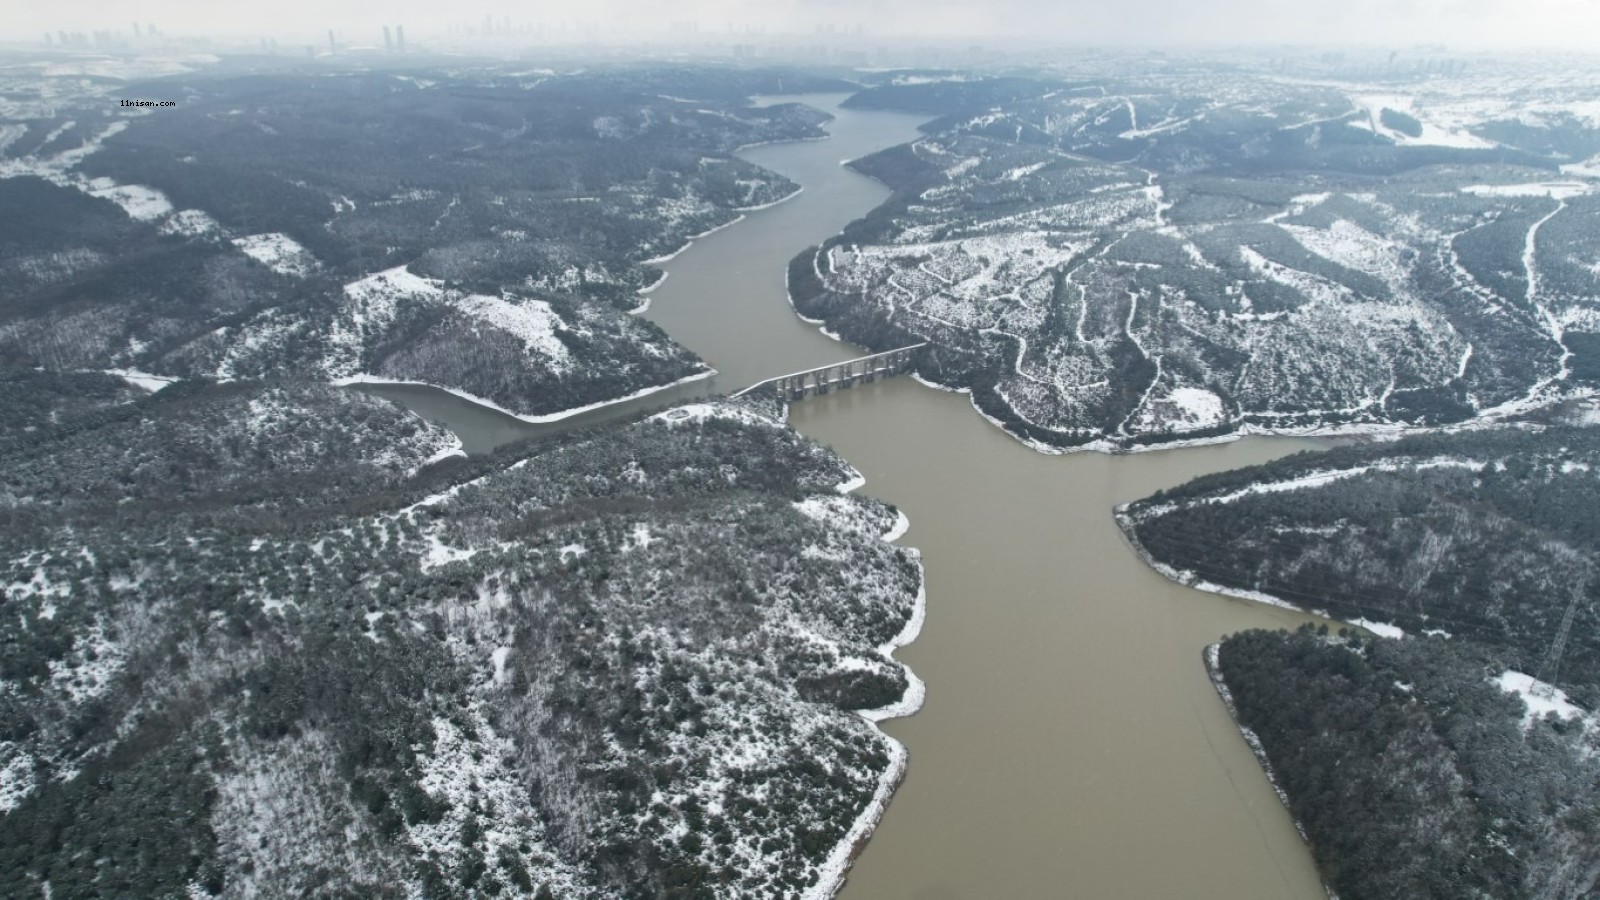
(1120, 424), (1600, 706)
(0, 57), (928, 898)
(0, 384), (921, 898)
(1215, 627), (1599, 899)
(1121, 421), (1600, 897)
(0, 379), (463, 510)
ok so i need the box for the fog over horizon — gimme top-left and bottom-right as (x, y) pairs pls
(7, 0), (1600, 51)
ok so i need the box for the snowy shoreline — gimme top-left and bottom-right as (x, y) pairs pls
(736, 185), (805, 212)
(793, 224), (1593, 457)
(735, 134), (830, 153)
(335, 368), (715, 424)
(1203, 645), (1315, 842)
(913, 362), (1595, 458)
(628, 271), (669, 314)
(638, 185), (805, 266)
(803, 474), (926, 900)
(610, 113), (926, 898)
(1113, 506), (1406, 638)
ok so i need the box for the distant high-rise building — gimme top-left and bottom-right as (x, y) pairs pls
(383, 25), (393, 51)
(328, 29), (336, 54)
(396, 25), (405, 52)
(132, 22), (142, 38)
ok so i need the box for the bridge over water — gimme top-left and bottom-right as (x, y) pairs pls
(734, 343), (927, 402)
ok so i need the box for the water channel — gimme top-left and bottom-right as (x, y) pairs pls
(372, 95), (1332, 898)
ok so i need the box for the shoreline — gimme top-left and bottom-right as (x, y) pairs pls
(1203, 644), (1338, 900)
(629, 184), (808, 315)
(1202, 645), (1316, 844)
(803, 487), (927, 900)
(638, 185), (806, 267)
(628, 270), (669, 314)
(336, 368), (715, 424)
(734, 134), (830, 152)
(365, 102), (926, 898)
(1112, 505), (1406, 637)
(791, 248), (1596, 458)
(921, 363), (1595, 458)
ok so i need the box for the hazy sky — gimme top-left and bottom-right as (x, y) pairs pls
(9, 0), (1600, 48)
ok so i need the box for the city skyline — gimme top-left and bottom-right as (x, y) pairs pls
(6, 0), (1600, 49)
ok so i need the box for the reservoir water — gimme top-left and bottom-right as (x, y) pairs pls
(375, 96), (1331, 898)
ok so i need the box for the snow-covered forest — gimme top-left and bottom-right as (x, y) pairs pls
(0, 385), (922, 898)
(795, 68), (1600, 450)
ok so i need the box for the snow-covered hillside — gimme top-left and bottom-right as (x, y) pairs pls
(0, 396), (922, 898)
(804, 70), (1600, 452)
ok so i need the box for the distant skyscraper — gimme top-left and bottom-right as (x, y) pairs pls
(132, 22), (142, 38)
(328, 29), (336, 54)
(396, 25), (406, 52)
(384, 25), (393, 51)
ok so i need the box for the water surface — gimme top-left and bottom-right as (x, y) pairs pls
(652, 96), (1331, 900)
(379, 95), (1331, 899)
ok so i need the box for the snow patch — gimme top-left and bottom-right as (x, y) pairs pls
(104, 368), (179, 392)
(160, 208), (221, 237)
(0, 747), (34, 813)
(1495, 670), (1595, 731)
(234, 233), (319, 277)
(88, 183), (172, 220)
(457, 294), (572, 370)
(1351, 617), (1405, 639)
(1351, 94), (1496, 149)
(1165, 387), (1227, 428)
(1462, 182), (1592, 200)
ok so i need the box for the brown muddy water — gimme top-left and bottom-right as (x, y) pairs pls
(370, 95), (1332, 899)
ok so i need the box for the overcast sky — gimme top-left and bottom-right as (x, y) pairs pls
(9, 0), (1600, 48)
